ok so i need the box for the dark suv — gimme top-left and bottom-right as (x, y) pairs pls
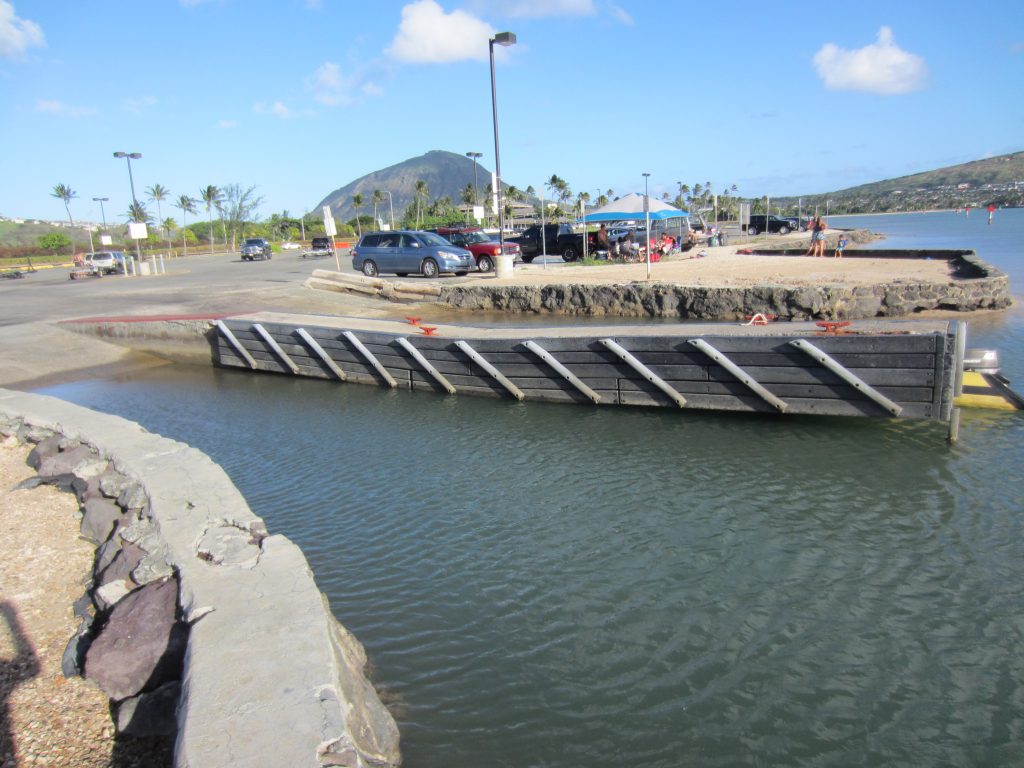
(308, 237), (332, 258)
(745, 215), (793, 236)
(240, 238), (272, 260)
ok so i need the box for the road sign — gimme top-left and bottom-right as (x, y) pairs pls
(322, 206), (336, 237)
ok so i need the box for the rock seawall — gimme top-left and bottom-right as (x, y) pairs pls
(437, 251), (1010, 320)
(0, 389), (400, 768)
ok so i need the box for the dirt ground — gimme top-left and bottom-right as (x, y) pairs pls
(494, 240), (956, 288)
(0, 439), (171, 768)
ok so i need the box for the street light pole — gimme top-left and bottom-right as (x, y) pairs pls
(113, 151), (142, 207)
(489, 31), (516, 264)
(92, 197), (109, 229)
(676, 180), (684, 242)
(643, 172), (651, 280)
(383, 191), (394, 229)
(466, 151), (482, 212)
(113, 151), (143, 265)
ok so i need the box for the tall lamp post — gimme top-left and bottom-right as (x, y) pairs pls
(383, 191), (395, 230)
(92, 197), (109, 229)
(466, 152), (483, 210)
(489, 31), (516, 263)
(113, 151), (142, 207)
(113, 151), (143, 265)
(643, 172), (652, 280)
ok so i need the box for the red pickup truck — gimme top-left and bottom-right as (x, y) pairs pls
(432, 227), (521, 272)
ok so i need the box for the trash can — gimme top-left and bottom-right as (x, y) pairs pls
(138, 260), (151, 276)
(718, 233), (727, 247)
(707, 235), (718, 247)
(495, 253), (514, 279)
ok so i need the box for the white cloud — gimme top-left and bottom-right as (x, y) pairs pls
(386, 0), (495, 63)
(254, 101), (291, 118)
(217, 119), (238, 129)
(813, 27), (926, 95)
(0, 1), (44, 58)
(308, 61), (385, 105)
(35, 99), (96, 117)
(471, 0), (593, 16)
(123, 95), (157, 113)
(608, 3), (632, 25)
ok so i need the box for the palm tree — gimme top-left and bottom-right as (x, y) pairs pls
(147, 184), (170, 246)
(215, 200), (228, 246)
(51, 184), (77, 256)
(414, 179), (429, 228)
(199, 185), (220, 253)
(372, 189), (384, 230)
(126, 201), (152, 223)
(352, 193), (364, 236)
(174, 195), (197, 255)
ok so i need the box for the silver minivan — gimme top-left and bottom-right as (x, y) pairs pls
(351, 230), (475, 278)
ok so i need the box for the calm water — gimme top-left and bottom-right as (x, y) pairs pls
(35, 211), (1024, 766)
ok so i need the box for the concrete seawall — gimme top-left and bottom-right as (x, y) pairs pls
(435, 251), (1010, 319)
(0, 389), (400, 768)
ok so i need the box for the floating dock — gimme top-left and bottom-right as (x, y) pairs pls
(212, 312), (966, 435)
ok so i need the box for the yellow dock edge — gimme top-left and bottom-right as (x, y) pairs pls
(955, 371), (1024, 411)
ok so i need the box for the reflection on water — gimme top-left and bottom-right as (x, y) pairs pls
(36, 359), (1024, 767)
(28, 211), (1024, 766)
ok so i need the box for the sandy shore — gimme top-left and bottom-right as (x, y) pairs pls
(497, 245), (956, 288)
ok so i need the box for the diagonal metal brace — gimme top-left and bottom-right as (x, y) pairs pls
(523, 340), (601, 404)
(789, 338), (903, 416)
(253, 323), (300, 374)
(455, 340), (524, 400)
(688, 338), (788, 412)
(215, 320), (257, 369)
(296, 328), (347, 381)
(342, 330), (398, 388)
(599, 338), (686, 408)
(396, 337), (456, 395)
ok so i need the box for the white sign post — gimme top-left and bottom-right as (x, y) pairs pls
(128, 222), (147, 274)
(323, 205), (339, 270)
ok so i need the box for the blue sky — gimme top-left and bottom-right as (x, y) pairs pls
(3, 0), (1023, 223)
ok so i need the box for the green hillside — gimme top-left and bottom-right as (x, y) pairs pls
(775, 151), (1024, 214)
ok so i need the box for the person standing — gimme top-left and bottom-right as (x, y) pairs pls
(596, 223), (610, 257)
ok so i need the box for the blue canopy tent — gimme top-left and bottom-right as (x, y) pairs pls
(578, 193), (689, 279)
(578, 192), (688, 222)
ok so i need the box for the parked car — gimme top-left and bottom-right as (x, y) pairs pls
(307, 237), (332, 258)
(84, 251), (126, 274)
(240, 238), (272, 260)
(350, 230), (475, 278)
(507, 224), (597, 262)
(745, 215), (793, 236)
(430, 227), (521, 272)
(280, 241), (301, 250)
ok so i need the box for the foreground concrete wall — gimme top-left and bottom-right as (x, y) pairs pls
(0, 389), (400, 768)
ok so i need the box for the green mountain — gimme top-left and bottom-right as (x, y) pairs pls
(314, 150), (496, 223)
(777, 151), (1024, 214)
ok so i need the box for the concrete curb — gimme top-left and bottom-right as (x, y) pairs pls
(0, 389), (400, 768)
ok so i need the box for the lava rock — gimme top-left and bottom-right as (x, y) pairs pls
(84, 577), (186, 701)
(115, 680), (182, 737)
(80, 497), (125, 544)
(61, 618), (94, 678)
(26, 435), (61, 469)
(97, 542), (147, 587)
